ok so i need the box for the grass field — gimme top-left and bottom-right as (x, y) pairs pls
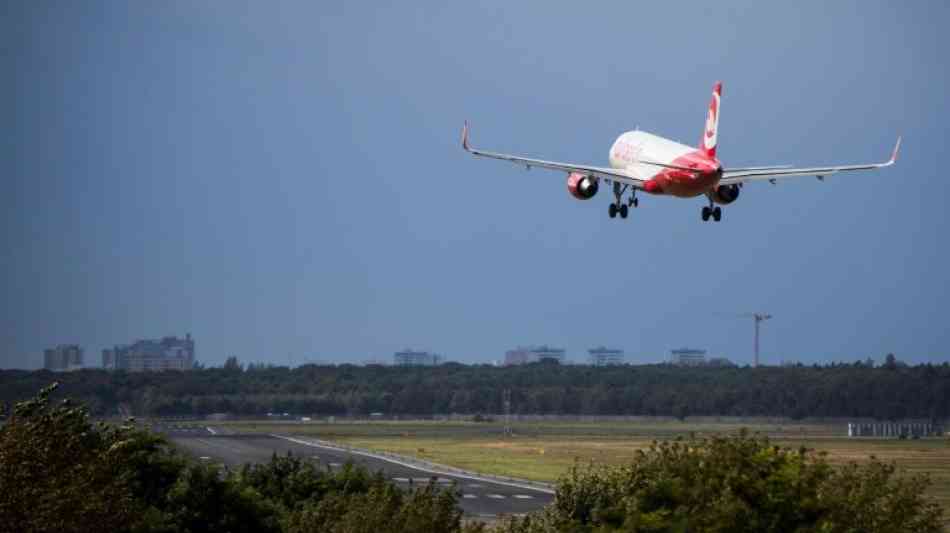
(204, 418), (950, 525)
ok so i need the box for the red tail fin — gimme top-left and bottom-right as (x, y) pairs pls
(701, 82), (722, 158)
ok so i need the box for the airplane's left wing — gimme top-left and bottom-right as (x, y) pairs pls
(462, 122), (646, 188)
(720, 137), (901, 185)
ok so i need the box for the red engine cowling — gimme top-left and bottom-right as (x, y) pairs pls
(708, 184), (740, 205)
(567, 173), (599, 200)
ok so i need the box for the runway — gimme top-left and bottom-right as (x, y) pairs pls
(166, 428), (553, 519)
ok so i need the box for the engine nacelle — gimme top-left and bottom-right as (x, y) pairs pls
(708, 184), (740, 205)
(567, 173), (599, 200)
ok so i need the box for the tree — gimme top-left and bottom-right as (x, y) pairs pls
(0, 383), (142, 533)
(884, 353), (898, 370)
(1, 385), (480, 533)
(224, 355), (244, 372)
(498, 432), (943, 532)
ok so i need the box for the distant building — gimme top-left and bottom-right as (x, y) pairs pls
(43, 344), (84, 371)
(102, 334), (195, 372)
(671, 348), (706, 366)
(504, 345), (565, 365)
(393, 349), (441, 366)
(588, 347), (624, 366)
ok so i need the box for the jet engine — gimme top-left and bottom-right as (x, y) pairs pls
(567, 173), (599, 200)
(708, 184), (740, 205)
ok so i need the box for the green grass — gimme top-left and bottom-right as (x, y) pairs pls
(203, 418), (950, 525)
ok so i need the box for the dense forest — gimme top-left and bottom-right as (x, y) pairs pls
(1, 357), (948, 420)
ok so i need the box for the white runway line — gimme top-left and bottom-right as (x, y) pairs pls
(486, 494), (506, 499)
(513, 494), (534, 499)
(393, 477), (410, 483)
(206, 427), (217, 435)
(270, 435), (555, 495)
(411, 477), (452, 484)
(462, 494), (478, 499)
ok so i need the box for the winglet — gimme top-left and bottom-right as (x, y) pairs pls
(889, 136), (902, 164)
(462, 121), (471, 152)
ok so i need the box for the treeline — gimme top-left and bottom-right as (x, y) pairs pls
(1, 358), (948, 420)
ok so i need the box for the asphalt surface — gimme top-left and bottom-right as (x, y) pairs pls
(164, 426), (553, 519)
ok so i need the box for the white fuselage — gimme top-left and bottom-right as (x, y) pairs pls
(608, 131), (721, 197)
(608, 131), (694, 179)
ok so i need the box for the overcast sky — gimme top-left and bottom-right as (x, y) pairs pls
(4, 1), (949, 369)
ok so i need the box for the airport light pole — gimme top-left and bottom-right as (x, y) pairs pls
(716, 312), (773, 367)
(751, 313), (772, 367)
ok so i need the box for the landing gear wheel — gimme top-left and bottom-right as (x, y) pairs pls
(713, 206), (722, 222)
(633, 197), (639, 208)
(608, 203), (617, 218)
(701, 206), (711, 221)
(619, 204), (629, 218)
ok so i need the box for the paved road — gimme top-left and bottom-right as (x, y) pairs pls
(165, 428), (553, 519)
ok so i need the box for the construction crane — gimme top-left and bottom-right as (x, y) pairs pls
(717, 312), (772, 367)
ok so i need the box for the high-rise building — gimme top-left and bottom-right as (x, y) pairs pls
(588, 346), (624, 366)
(504, 345), (565, 365)
(43, 345), (83, 371)
(671, 348), (706, 366)
(102, 334), (195, 371)
(393, 349), (441, 366)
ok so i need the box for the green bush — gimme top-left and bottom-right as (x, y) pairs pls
(498, 431), (943, 532)
(0, 385), (476, 533)
(0, 383), (145, 533)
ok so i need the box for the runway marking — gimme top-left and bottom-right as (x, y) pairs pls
(199, 456), (211, 460)
(462, 494), (477, 499)
(393, 477), (410, 483)
(487, 494), (506, 499)
(467, 483), (484, 488)
(407, 477), (453, 484)
(329, 462), (342, 467)
(270, 435), (555, 495)
(513, 494), (534, 499)
(206, 427), (217, 435)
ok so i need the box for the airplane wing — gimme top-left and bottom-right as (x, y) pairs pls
(461, 122), (647, 188)
(719, 137), (901, 185)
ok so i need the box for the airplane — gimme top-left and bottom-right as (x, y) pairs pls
(461, 82), (901, 222)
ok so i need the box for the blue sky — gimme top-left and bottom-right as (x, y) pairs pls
(4, 1), (949, 369)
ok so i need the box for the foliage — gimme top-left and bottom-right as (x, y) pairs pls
(497, 431), (944, 533)
(283, 478), (477, 533)
(0, 385), (475, 533)
(0, 383), (149, 533)
(2, 360), (948, 419)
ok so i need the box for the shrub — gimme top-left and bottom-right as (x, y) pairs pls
(498, 431), (943, 532)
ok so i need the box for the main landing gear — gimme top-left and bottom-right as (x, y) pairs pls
(701, 203), (722, 222)
(608, 182), (638, 220)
